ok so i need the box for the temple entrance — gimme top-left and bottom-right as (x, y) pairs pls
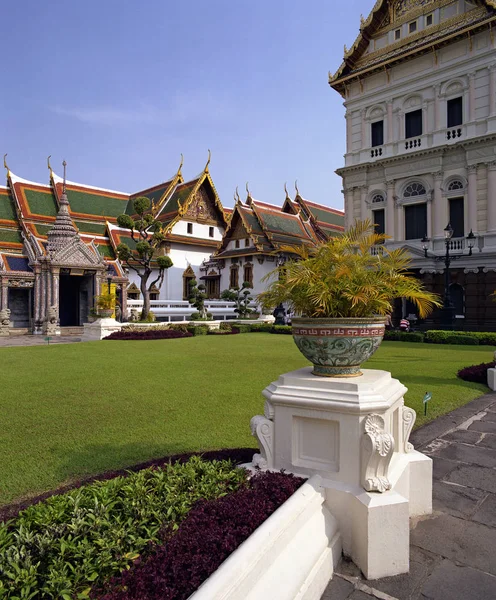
(8, 288), (32, 328)
(59, 273), (94, 326)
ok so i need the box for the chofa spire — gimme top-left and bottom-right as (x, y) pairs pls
(47, 160), (78, 254)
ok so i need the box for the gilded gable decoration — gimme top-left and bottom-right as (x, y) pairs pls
(394, 0), (435, 20)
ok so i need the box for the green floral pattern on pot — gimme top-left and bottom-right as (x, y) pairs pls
(292, 317), (386, 377)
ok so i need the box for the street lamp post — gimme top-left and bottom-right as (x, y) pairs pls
(421, 224), (476, 329)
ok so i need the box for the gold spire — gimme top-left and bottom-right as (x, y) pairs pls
(284, 182), (290, 199)
(47, 155), (52, 174)
(204, 149), (211, 172)
(3, 153), (9, 174)
(177, 153), (184, 176)
(294, 180), (300, 197)
(235, 186), (242, 204)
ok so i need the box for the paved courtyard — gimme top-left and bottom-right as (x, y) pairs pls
(322, 392), (496, 600)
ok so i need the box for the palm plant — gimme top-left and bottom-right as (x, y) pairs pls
(258, 220), (441, 319)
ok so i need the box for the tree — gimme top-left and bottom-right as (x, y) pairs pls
(116, 196), (173, 321)
(188, 279), (209, 320)
(221, 281), (254, 319)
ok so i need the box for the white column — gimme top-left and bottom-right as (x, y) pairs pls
(360, 109), (367, 149)
(360, 187), (368, 222)
(434, 85), (441, 131)
(387, 101), (393, 143)
(487, 162), (496, 232)
(345, 111), (353, 152)
(469, 72), (476, 122)
(386, 181), (395, 239)
(467, 165), (478, 234)
(489, 66), (496, 118)
(395, 197), (403, 241)
(433, 172), (445, 238)
(1, 280), (8, 310)
(344, 188), (355, 231)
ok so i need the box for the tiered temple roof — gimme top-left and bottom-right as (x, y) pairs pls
(214, 187), (344, 259)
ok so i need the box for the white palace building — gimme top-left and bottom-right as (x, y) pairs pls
(330, 0), (496, 329)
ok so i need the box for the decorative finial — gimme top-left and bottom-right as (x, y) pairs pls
(295, 180), (300, 196)
(3, 154), (9, 173)
(246, 181), (251, 197)
(344, 44), (348, 55)
(62, 160), (67, 194)
(235, 186), (241, 204)
(205, 149), (211, 171)
(284, 182), (290, 198)
(177, 153), (184, 175)
(360, 13), (365, 27)
(47, 155), (52, 172)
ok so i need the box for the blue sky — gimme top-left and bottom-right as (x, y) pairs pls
(1, 0), (372, 209)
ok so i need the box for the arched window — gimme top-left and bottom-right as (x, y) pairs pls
(127, 283), (140, 300)
(372, 193), (385, 203)
(450, 283), (464, 317)
(230, 266), (239, 289)
(403, 182), (426, 198)
(447, 179), (464, 192)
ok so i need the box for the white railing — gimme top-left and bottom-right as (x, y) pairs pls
(126, 299), (258, 322)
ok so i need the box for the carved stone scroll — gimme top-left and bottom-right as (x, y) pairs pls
(361, 414), (394, 493)
(250, 415), (274, 470)
(0, 308), (10, 337)
(402, 407), (416, 453)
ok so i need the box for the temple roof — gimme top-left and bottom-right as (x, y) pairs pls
(330, 0), (496, 95)
(0, 186), (18, 227)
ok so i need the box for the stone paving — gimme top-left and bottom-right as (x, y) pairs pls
(322, 392), (496, 600)
(0, 335), (81, 347)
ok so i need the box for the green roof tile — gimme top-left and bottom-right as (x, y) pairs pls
(24, 189), (58, 217)
(0, 228), (23, 244)
(75, 221), (107, 235)
(66, 189), (128, 218)
(164, 179), (198, 215)
(306, 205), (344, 227)
(257, 211), (307, 237)
(0, 190), (17, 222)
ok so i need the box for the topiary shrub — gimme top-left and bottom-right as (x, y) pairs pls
(249, 323), (274, 333)
(219, 322), (234, 331)
(458, 361), (495, 384)
(105, 330), (192, 340)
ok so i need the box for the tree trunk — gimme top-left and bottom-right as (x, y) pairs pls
(140, 272), (151, 321)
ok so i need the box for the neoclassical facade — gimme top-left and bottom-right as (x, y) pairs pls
(330, 0), (496, 329)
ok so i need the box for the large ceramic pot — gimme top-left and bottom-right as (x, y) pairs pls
(292, 317), (386, 377)
(98, 309), (114, 319)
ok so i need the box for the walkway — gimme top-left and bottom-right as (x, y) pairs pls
(322, 392), (496, 600)
(0, 335), (81, 347)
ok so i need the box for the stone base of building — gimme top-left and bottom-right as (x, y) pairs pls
(81, 318), (123, 341)
(249, 367), (432, 580)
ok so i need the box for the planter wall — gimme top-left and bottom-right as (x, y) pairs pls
(191, 475), (341, 600)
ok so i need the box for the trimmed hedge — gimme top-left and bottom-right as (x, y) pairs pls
(383, 330), (424, 342)
(426, 330), (496, 345)
(93, 471), (305, 600)
(105, 330), (192, 340)
(458, 361), (495, 384)
(187, 325), (209, 336)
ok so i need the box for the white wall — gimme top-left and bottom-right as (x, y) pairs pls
(171, 219), (223, 241)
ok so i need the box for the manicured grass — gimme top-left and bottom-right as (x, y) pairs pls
(0, 336), (491, 505)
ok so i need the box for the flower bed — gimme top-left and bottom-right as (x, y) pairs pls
(0, 456), (304, 599)
(105, 329), (193, 340)
(93, 471), (305, 599)
(458, 361), (495, 384)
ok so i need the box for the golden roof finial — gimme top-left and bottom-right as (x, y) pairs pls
(246, 181), (251, 198)
(204, 149), (211, 172)
(284, 182), (290, 198)
(235, 186), (242, 204)
(3, 153), (9, 173)
(47, 155), (52, 174)
(294, 179), (300, 196)
(177, 153), (184, 176)
(360, 13), (365, 27)
(344, 44), (348, 55)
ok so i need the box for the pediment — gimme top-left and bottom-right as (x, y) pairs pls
(51, 237), (104, 267)
(182, 180), (225, 227)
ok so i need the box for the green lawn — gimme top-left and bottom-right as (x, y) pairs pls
(0, 335), (491, 506)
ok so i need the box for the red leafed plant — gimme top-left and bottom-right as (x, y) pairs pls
(92, 470), (305, 600)
(458, 361), (495, 385)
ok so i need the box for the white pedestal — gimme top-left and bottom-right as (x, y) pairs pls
(81, 318), (123, 341)
(250, 368), (432, 580)
(488, 368), (496, 391)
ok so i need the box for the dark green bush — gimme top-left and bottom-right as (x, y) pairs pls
(444, 335), (479, 345)
(426, 330), (495, 345)
(187, 325), (209, 336)
(383, 331), (424, 343)
(272, 325), (292, 334)
(249, 323), (274, 333)
(168, 323), (190, 334)
(219, 322), (234, 331)
(189, 312), (213, 321)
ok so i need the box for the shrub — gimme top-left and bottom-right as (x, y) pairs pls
(93, 471), (305, 600)
(426, 330), (496, 345)
(219, 322), (234, 331)
(383, 331), (425, 343)
(232, 323), (252, 333)
(249, 322), (274, 333)
(444, 335), (479, 345)
(272, 325), (292, 334)
(105, 330), (192, 340)
(207, 329), (239, 335)
(189, 312), (213, 321)
(168, 323), (190, 334)
(0, 457), (247, 599)
(458, 361), (495, 384)
(187, 325), (209, 336)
